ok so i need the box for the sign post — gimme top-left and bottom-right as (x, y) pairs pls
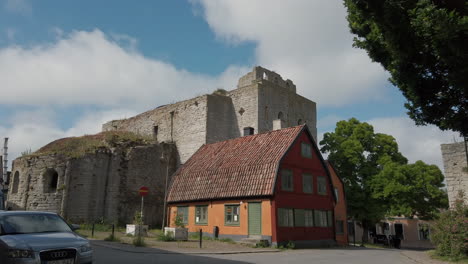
(138, 186), (149, 224)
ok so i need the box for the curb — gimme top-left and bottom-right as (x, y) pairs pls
(91, 240), (280, 255)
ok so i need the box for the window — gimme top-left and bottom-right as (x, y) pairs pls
(278, 112), (284, 120)
(243, 127), (254, 136)
(153, 126), (158, 141)
(301, 142), (312, 158)
(11, 171), (20, 194)
(334, 187), (339, 202)
(336, 220), (344, 234)
(195, 205), (208, 225)
(314, 210), (328, 227)
(225, 205), (240, 226)
(302, 174), (313, 194)
(317, 176), (327, 195)
(43, 168), (59, 193)
(418, 223), (430, 240)
(281, 169), (293, 191)
(177, 206), (188, 225)
(278, 208), (294, 227)
(294, 209), (305, 227)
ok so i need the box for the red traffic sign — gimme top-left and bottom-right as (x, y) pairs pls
(139, 186), (149, 197)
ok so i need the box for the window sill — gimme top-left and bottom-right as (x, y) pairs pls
(195, 223), (208, 226)
(224, 223), (240, 227)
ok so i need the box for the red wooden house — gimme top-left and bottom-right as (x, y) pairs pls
(167, 125), (342, 247)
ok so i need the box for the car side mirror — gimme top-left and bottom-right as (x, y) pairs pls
(70, 224), (80, 231)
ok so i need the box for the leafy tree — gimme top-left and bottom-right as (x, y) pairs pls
(320, 118), (407, 242)
(371, 161), (448, 219)
(431, 191), (468, 260)
(344, 0), (468, 137)
(320, 118), (447, 242)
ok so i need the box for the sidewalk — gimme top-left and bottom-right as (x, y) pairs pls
(400, 250), (449, 264)
(90, 239), (280, 255)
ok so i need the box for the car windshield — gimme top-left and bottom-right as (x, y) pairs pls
(0, 214), (72, 235)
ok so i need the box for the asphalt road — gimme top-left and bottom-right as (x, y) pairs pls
(92, 241), (419, 264)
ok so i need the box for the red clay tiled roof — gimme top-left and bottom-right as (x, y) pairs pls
(167, 125), (306, 203)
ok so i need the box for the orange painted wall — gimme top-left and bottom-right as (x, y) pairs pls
(328, 163), (348, 245)
(168, 198), (272, 237)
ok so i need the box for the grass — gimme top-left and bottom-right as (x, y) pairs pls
(22, 131), (155, 159)
(429, 250), (468, 263)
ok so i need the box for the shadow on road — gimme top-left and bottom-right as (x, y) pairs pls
(91, 241), (253, 264)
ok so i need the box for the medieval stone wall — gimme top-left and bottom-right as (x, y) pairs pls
(441, 142), (468, 206)
(103, 96), (208, 164)
(8, 143), (178, 226)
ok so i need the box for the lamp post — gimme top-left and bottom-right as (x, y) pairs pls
(161, 152), (169, 230)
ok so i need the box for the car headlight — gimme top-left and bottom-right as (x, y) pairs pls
(8, 249), (34, 258)
(80, 243), (92, 253)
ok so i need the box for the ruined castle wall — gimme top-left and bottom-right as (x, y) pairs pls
(102, 96), (208, 163)
(257, 82), (317, 142)
(227, 85), (259, 136)
(8, 143), (178, 227)
(205, 94), (239, 144)
(8, 155), (68, 212)
(441, 142), (468, 206)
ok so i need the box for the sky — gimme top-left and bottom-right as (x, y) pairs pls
(0, 0), (462, 172)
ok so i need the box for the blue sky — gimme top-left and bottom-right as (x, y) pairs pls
(0, 0), (461, 169)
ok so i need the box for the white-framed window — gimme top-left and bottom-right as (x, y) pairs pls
(317, 176), (327, 195)
(281, 169), (294, 191)
(278, 208), (294, 227)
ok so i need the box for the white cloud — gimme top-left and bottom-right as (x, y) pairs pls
(4, 0), (32, 15)
(0, 29), (249, 109)
(192, 0), (389, 106)
(0, 107), (139, 169)
(368, 117), (462, 170)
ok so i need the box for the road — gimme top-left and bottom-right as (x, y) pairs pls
(91, 241), (420, 264)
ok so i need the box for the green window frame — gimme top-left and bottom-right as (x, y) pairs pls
(278, 208), (294, 227)
(225, 204), (240, 226)
(177, 206), (189, 225)
(301, 142), (312, 158)
(302, 173), (313, 194)
(281, 169), (294, 191)
(195, 205), (208, 225)
(317, 176), (327, 195)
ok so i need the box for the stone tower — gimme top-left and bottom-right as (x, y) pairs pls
(103, 66), (317, 163)
(441, 142), (468, 205)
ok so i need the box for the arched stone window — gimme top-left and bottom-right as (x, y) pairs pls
(278, 112), (284, 120)
(298, 119), (303, 125)
(11, 171), (20, 194)
(43, 168), (59, 193)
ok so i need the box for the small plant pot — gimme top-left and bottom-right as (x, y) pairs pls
(126, 224), (148, 237)
(164, 227), (188, 241)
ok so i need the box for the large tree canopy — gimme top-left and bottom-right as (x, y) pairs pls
(320, 118), (448, 240)
(344, 0), (468, 136)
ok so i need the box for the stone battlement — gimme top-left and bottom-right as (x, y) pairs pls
(237, 66), (296, 93)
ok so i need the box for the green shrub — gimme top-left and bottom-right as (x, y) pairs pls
(157, 231), (175, 242)
(133, 235), (146, 247)
(255, 240), (270, 248)
(286, 241), (295, 249)
(104, 234), (120, 242)
(431, 191), (468, 261)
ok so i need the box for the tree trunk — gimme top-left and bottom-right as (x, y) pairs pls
(361, 221), (369, 246)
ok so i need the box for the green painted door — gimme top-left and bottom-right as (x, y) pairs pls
(248, 202), (262, 236)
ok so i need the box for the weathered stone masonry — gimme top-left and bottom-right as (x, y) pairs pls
(441, 142), (468, 206)
(8, 66), (318, 226)
(8, 142), (178, 226)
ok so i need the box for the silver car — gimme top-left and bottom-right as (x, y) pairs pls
(0, 211), (93, 264)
